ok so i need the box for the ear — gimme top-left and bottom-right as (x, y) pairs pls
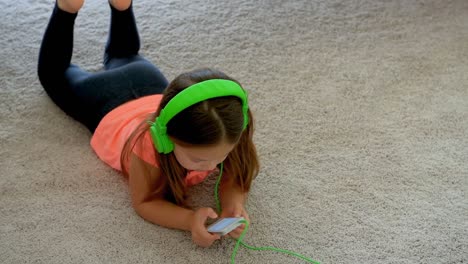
(149, 119), (174, 154)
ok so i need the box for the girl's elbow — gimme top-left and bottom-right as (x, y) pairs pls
(131, 200), (145, 218)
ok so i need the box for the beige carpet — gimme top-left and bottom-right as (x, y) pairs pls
(1, 0), (467, 263)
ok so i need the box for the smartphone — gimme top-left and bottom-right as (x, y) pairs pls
(207, 217), (245, 236)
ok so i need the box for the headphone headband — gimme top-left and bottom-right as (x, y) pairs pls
(150, 79), (249, 154)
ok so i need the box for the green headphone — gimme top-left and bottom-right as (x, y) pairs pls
(149, 79), (249, 154)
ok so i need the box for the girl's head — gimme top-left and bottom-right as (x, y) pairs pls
(172, 140), (235, 171)
(122, 68), (259, 205)
(157, 70), (247, 170)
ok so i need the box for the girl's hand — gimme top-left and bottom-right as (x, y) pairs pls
(190, 207), (221, 247)
(220, 202), (250, 239)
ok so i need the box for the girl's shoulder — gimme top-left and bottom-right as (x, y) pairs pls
(133, 131), (159, 168)
(92, 94), (163, 171)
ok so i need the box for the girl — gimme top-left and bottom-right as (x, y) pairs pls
(38, 0), (259, 248)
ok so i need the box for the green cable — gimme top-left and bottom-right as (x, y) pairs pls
(214, 163), (320, 264)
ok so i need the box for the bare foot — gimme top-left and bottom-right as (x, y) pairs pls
(57, 0), (84, 13)
(109, 0), (132, 11)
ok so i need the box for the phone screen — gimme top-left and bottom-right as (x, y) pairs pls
(208, 218), (240, 232)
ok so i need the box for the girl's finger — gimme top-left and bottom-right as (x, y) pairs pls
(229, 226), (244, 237)
(229, 231), (240, 238)
(235, 225), (244, 232)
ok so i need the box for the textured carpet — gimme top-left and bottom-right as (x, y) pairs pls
(1, 0), (467, 263)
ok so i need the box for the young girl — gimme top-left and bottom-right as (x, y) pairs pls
(38, 0), (259, 248)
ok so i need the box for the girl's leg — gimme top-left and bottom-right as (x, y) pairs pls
(64, 0), (168, 129)
(104, 0), (144, 69)
(37, 1), (97, 131)
(39, 1), (168, 132)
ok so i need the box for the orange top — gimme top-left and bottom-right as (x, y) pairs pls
(90, 94), (215, 186)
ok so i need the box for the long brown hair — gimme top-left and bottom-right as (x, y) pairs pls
(121, 68), (259, 205)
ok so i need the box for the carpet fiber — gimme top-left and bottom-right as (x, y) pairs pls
(1, 0), (467, 263)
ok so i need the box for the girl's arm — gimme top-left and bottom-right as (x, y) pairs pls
(219, 176), (250, 238)
(219, 176), (247, 208)
(128, 153), (220, 247)
(128, 153), (193, 230)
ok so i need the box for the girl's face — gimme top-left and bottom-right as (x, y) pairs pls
(173, 140), (236, 171)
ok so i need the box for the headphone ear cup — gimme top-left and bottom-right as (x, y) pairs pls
(150, 120), (174, 154)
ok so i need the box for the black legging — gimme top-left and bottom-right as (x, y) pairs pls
(38, 2), (168, 132)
